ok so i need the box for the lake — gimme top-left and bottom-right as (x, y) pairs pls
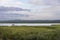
(0, 23), (60, 26)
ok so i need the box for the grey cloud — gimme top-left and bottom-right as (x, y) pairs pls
(1, 6), (60, 20)
(0, 6), (31, 20)
(29, 0), (60, 5)
(0, 13), (30, 20)
(28, 0), (60, 20)
(0, 6), (30, 11)
(27, 6), (60, 20)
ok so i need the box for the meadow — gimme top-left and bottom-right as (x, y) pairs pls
(0, 25), (60, 40)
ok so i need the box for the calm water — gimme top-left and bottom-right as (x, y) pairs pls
(0, 23), (60, 26)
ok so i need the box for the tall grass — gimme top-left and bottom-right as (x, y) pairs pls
(0, 26), (60, 40)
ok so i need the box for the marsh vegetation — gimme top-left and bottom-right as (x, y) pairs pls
(0, 25), (60, 40)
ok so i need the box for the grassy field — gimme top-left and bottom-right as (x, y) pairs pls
(0, 25), (60, 40)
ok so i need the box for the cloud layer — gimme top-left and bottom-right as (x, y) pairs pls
(0, 0), (24, 7)
(29, 0), (60, 5)
(0, 0), (60, 20)
(28, 0), (60, 20)
(0, 6), (31, 20)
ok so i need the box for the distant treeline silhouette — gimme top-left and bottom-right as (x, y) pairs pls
(0, 20), (60, 23)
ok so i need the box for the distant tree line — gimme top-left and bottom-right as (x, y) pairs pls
(0, 20), (60, 23)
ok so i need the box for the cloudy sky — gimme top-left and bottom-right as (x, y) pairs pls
(0, 0), (60, 20)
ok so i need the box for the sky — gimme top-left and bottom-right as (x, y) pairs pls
(0, 0), (60, 20)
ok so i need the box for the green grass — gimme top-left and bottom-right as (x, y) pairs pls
(0, 25), (60, 40)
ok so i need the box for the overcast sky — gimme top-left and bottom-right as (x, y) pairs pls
(0, 0), (60, 20)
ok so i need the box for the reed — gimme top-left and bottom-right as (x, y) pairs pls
(0, 25), (60, 40)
